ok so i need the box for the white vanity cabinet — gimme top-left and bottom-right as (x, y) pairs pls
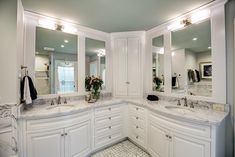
(112, 33), (143, 97)
(148, 111), (213, 157)
(23, 111), (92, 157)
(94, 104), (126, 150)
(128, 104), (147, 149)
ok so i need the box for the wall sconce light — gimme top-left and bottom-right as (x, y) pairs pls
(168, 9), (210, 31)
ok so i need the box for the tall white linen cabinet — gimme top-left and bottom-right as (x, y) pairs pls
(112, 32), (145, 98)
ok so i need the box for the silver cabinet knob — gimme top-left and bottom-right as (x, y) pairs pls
(109, 136), (111, 139)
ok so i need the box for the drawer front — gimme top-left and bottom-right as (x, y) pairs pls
(95, 105), (123, 118)
(149, 112), (211, 138)
(95, 113), (122, 129)
(95, 130), (123, 149)
(26, 111), (91, 132)
(130, 123), (146, 137)
(129, 105), (145, 116)
(129, 114), (146, 128)
(129, 131), (146, 148)
(95, 123), (122, 137)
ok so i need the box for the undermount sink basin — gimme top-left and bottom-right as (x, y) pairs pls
(46, 104), (75, 110)
(165, 106), (195, 114)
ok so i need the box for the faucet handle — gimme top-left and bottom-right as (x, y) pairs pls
(64, 98), (67, 104)
(50, 99), (55, 106)
(177, 100), (181, 106)
(189, 102), (194, 108)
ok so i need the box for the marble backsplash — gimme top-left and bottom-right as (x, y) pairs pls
(0, 104), (14, 119)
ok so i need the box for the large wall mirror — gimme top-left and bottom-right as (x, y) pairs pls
(152, 35), (164, 92)
(85, 38), (106, 89)
(35, 27), (78, 95)
(171, 19), (212, 97)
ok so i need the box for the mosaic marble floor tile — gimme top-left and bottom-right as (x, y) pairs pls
(91, 140), (150, 157)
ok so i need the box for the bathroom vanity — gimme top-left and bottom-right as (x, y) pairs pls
(17, 98), (228, 157)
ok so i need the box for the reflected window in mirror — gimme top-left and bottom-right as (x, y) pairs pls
(171, 19), (212, 97)
(35, 27), (78, 95)
(152, 35), (164, 92)
(85, 38), (106, 89)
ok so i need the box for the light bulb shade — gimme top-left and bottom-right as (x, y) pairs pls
(38, 19), (57, 30)
(190, 10), (210, 24)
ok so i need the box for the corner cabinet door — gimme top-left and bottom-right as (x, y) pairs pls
(27, 129), (65, 157)
(114, 38), (128, 96)
(148, 121), (170, 157)
(170, 132), (210, 157)
(65, 120), (91, 157)
(127, 37), (141, 97)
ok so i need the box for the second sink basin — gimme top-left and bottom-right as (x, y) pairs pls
(165, 106), (195, 114)
(46, 104), (75, 110)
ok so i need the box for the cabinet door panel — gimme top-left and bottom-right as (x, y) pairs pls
(148, 122), (169, 157)
(114, 38), (128, 96)
(171, 132), (210, 157)
(27, 129), (64, 157)
(127, 37), (141, 97)
(65, 120), (91, 157)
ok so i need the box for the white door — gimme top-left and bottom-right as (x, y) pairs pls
(148, 121), (169, 157)
(127, 37), (141, 97)
(27, 129), (64, 157)
(170, 132), (210, 157)
(65, 120), (91, 157)
(114, 38), (128, 96)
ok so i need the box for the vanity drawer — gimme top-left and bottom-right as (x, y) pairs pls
(95, 123), (122, 137)
(129, 131), (146, 149)
(26, 111), (91, 132)
(130, 123), (146, 137)
(129, 114), (146, 128)
(95, 105), (123, 118)
(94, 130), (123, 149)
(129, 105), (145, 116)
(95, 113), (122, 129)
(149, 112), (211, 138)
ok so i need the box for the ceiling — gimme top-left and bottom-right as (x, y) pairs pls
(36, 27), (77, 54)
(22, 0), (213, 33)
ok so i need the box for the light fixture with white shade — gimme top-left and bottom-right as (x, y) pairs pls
(190, 9), (210, 24)
(38, 19), (57, 30)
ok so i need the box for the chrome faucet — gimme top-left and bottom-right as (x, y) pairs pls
(182, 97), (188, 107)
(57, 96), (62, 105)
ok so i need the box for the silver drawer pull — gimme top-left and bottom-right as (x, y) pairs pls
(64, 133), (68, 136)
(108, 108), (111, 111)
(165, 134), (169, 138)
(109, 117), (111, 120)
(136, 126), (139, 129)
(109, 126), (112, 129)
(136, 136), (139, 139)
(136, 108), (139, 111)
(136, 117), (139, 120)
(109, 136), (111, 139)
(61, 134), (64, 136)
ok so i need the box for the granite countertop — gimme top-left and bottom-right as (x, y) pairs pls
(18, 98), (229, 126)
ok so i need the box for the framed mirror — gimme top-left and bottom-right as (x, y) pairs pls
(85, 38), (106, 89)
(35, 27), (78, 95)
(152, 35), (164, 92)
(171, 19), (212, 97)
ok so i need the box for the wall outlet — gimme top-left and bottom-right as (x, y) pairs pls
(212, 104), (225, 112)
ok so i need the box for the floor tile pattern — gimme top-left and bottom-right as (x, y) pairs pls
(91, 140), (150, 157)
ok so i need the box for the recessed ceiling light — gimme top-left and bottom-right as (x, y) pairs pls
(64, 40), (69, 43)
(61, 45), (65, 48)
(208, 46), (211, 49)
(192, 38), (198, 41)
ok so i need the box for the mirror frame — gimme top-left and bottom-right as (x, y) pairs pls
(146, 3), (226, 103)
(23, 11), (111, 98)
